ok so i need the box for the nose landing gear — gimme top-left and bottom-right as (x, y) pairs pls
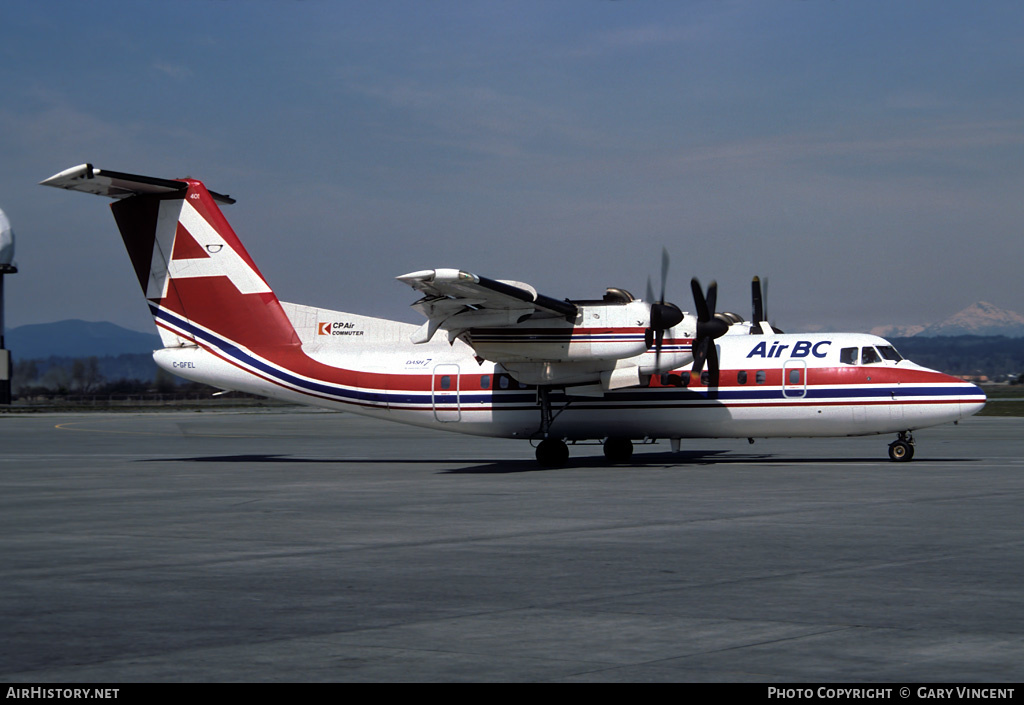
(888, 431), (915, 462)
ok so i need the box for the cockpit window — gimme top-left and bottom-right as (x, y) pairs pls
(861, 347), (881, 364)
(840, 347), (858, 365)
(877, 345), (903, 362)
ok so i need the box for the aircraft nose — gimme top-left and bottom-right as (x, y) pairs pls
(959, 380), (987, 418)
(937, 371), (986, 419)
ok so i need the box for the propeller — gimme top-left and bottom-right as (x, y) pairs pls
(690, 278), (729, 388)
(644, 248), (684, 369)
(750, 275), (783, 334)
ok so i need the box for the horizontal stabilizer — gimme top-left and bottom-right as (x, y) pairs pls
(40, 164), (236, 205)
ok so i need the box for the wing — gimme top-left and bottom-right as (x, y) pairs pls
(397, 268), (577, 344)
(398, 268), (699, 393)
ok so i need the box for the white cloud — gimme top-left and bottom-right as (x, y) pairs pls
(153, 62), (192, 80)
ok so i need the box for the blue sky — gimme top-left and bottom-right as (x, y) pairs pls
(2, 1), (1022, 335)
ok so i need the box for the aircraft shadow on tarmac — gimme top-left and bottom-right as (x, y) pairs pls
(150, 450), (974, 474)
(442, 452), (973, 474)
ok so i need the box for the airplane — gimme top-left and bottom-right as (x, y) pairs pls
(41, 164), (987, 466)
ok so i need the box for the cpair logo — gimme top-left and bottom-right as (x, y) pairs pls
(318, 321), (363, 337)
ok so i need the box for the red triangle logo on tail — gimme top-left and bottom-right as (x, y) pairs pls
(171, 222), (211, 260)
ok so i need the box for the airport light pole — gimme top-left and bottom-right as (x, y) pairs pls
(0, 208), (17, 405)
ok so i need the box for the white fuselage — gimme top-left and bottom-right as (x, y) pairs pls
(152, 304), (985, 443)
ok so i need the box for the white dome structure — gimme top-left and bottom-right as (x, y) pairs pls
(0, 208), (13, 267)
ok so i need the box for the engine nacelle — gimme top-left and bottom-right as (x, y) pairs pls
(467, 299), (652, 364)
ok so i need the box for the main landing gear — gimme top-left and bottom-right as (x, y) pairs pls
(534, 437), (635, 467)
(534, 386), (570, 467)
(536, 438), (570, 467)
(532, 386), (641, 466)
(603, 437), (634, 463)
(888, 431), (915, 462)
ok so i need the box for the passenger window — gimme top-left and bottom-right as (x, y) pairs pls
(756, 370), (766, 384)
(499, 375), (510, 389)
(701, 371), (709, 385)
(660, 373), (686, 387)
(788, 369), (801, 384)
(440, 375), (451, 389)
(480, 375), (490, 389)
(861, 347), (881, 364)
(680, 372), (690, 387)
(737, 370), (748, 385)
(840, 347), (858, 365)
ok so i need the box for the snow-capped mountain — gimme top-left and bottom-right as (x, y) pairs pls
(871, 302), (1024, 338)
(868, 323), (927, 338)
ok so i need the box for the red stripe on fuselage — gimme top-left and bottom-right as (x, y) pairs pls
(651, 365), (965, 389)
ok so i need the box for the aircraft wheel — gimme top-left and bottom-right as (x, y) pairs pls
(536, 439), (569, 467)
(603, 437), (634, 463)
(888, 439), (915, 462)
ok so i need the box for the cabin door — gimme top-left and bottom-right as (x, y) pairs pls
(432, 364), (461, 422)
(782, 360), (807, 398)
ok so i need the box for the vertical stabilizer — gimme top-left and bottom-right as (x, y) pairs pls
(41, 165), (300, 352)
(111, 180), (300, 351)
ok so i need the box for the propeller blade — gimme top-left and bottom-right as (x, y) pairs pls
(691, 336), (708, 375)
(691, 334), (721, 388)
(749, 275), (784, 334)
(660, 247), (670, 304)
(762, 276), (769, 323)
(706, 341), (720, 388)
(752, 276), (764, 325)
(691, 278), (710, 322)
(705, 280), (717, 319)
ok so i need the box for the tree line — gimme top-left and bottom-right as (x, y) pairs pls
(11, 354), (212, 399)
(889, 336), (1024, 382)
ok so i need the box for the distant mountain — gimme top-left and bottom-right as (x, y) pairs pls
(5, 320), (160, 360)
(871, 302), (1024, 339)
(917, 302), (1024, 338)
(868, 323), (927, 338)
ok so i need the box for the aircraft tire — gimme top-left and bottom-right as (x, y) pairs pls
(536, 439), (569, 467)
(888, 440), (915, 462)
(603, 437), (634, 463)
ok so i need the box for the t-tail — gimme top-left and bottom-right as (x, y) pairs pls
(41, 165), (301, 357)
